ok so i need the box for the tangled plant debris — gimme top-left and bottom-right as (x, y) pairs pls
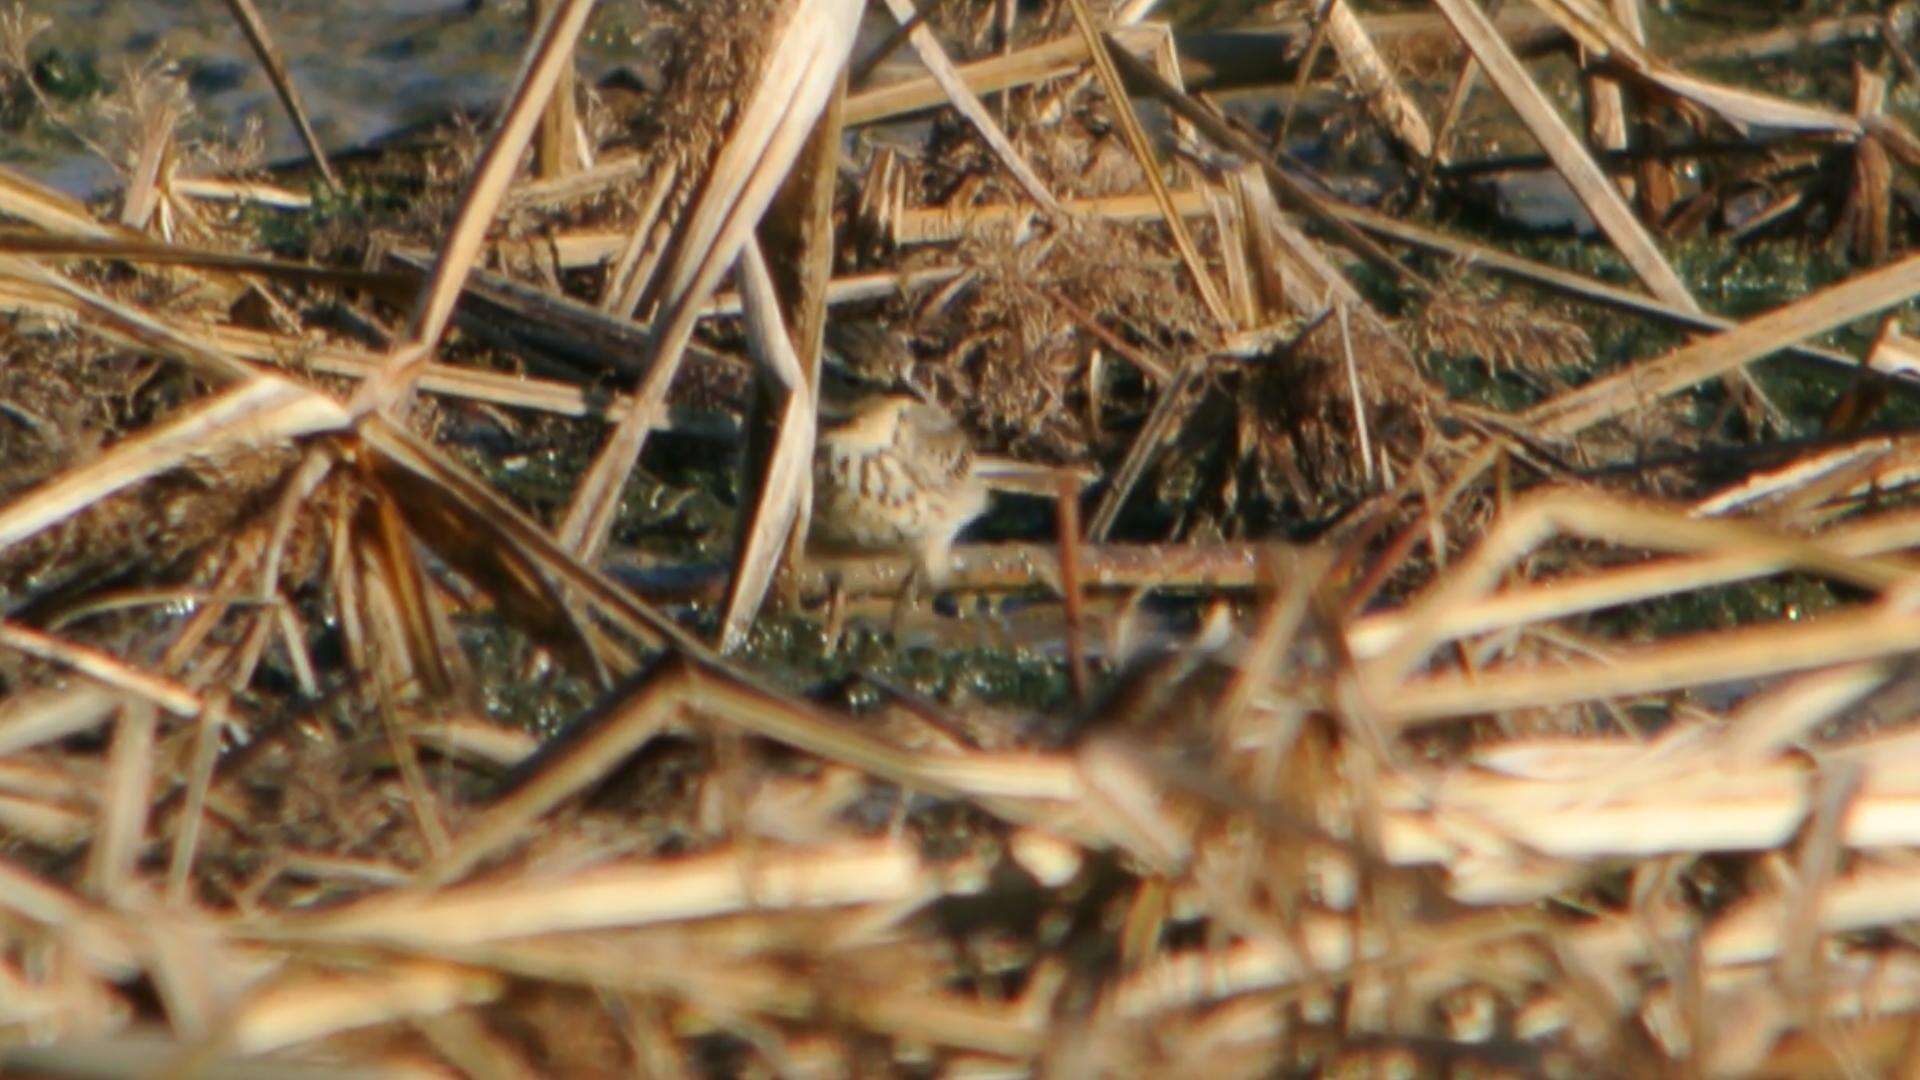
(7, 0), (1920, 1075)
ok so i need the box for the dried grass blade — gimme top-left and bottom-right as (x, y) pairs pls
(0, 377), (345, 554)
(0, 165), (121, 239)
(1434, 0), (1696, 311)
(0, 687), (121, 757)
(210, 960), (504, 1057)
(351, 0), (597, 414)
(0, 255), (258, 382)
(600, 159), (679, 314)
(846, 32), (1090, 126)
(290, 842), (931, 946)
(881, 0), (1061, 215)
(219, 0), (338, 189)
(0, 622), (198, 720)
(1527, 250), (1920, 436)
(0, 230), (410, 294)
(80, 703), (156, 904)
(557, 0), (861, 563)
(165, 694), (227, 904)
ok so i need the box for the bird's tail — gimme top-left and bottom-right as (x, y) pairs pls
(969, 457), (1099, 497)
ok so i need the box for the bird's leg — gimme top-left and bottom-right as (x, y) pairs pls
(823, 570), (850, 656)
(887, 562), (927, 639)
(889, 536), (956, 639)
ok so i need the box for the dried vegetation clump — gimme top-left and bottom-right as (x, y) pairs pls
(10, 0), (1920, 1075)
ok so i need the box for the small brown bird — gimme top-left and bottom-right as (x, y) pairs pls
(809, 323), (1095, 626)
(810, 392), (988, 587)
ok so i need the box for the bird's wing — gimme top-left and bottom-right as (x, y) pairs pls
(895, 403), (974, 491)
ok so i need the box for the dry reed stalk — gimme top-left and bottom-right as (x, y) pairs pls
(1365, 489), (1919, 679)
(506, 150), (643, 209)
(1692, 434), (1920, 521)
(1329, 198), (1878, 383)
(1433, 0), (1698, 315)
(607, 540), (1271, 602)
(289, 841), (943, 945)
(1106, 41), (1428, 294)
(1351, 502), (1920, 661)
(169, 176), (311, 209)
(0, 376), (341, 552)
(597, 159), (679, 315)
(350, 0), (598, 415)
(219, 0), (338, 190)
(0, 624), (198, 720)
(0, 687), (121, 758)
(81, 703), (156, 905)
(844, 29), (1120, 125)
(192, 960), (504, 1059)
(1378, 577), (1920, 728)
(557, 0), (861, 564)
(730, 68), (843, 648)
(212, 325), (610, 419)
(527, 0), (585, 180)
(0, 230), (409, 295)
(1064, 0), (1228, 326)
(1207, 182), (1258, 328)
(1679, 3), (1918, 63)
(0, 165), (127, 239)
(881, 0), (1061, 216)
(1527, 250), (1920, 437)
(1533, 0), (1862, 135)
(1322, 0), (1436, 162)
(716, 240), (816, 649)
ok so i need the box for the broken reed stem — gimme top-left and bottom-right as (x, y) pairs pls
(165, 693), (228, 905)
(1056, 475), (1090, 706)
(1065, 0), (1230, 326)
(605, 541), (1268, 603)
(220, 0), (339, 190)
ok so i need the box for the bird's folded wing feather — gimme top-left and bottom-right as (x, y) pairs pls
(895, 403), (976, 491)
